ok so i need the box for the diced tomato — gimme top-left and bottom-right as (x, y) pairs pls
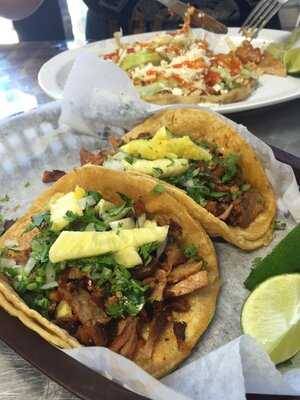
(104, 51), (119, 62)
(229, 55), (242, 75)
(127, 48), (135, 54)
(146, 69), (157, 76)
(204, 70), (221, 86)
(173, 59), (204, 69)
(172, 74), (191, 88)
(212, 53), (242, 76)
(166, 45), (181, 55)
(197, 41), (209, 51)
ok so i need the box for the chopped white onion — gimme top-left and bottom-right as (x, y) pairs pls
(24, 257), (36, 274)
(192, 168), (200, 177)
(46, 263), (56, 283)
(184, 179), (194, 188)
(40, 281), (58, 290)
(78, 197), (87, 210)
(137, 214), (146, 228)
(109, 217), (135, 231)
(85, 195), (97, 207)
(112, 152), (128, 161)
(156, 240), (167, 261)
(103, 159), (123, 171)
(0, 258), (17, 268)
(4, 239), (19, 248)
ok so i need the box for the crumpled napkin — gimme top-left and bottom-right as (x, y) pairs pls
(65, 335), (300, 400)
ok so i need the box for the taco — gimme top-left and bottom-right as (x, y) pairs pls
(0, 166), (219, 378)
(82, 108), (276, 250)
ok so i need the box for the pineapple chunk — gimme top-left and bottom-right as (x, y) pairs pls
(49, 226), (169, 263)
(55, 300), (72, 320)
(121, 126), (211, 161)
(50, 186), (86, 231)
(114, 247), (142, 268)
(122, 158), (188, 177)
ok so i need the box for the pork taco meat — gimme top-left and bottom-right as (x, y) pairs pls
(0, 166), (219, 377)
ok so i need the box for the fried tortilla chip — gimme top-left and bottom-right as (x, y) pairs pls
(0, 166), (219, 378)
(143, 79), (257, 105)
(123, 108), (276, 250)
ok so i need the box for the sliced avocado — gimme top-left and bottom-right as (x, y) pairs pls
(120, 51), (161, 71)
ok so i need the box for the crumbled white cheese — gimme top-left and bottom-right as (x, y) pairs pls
(213, 84), (222, 92)
(171, 87), (183, 96)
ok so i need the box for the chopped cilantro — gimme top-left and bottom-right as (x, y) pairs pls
(167, 158), (175, 167)
(106, 302), (124, 318)
(153, 167), (164, 177)
(184, 244), (200, 260)
(65, 209), (107, 231)
(241, 183), (251, 192)
(0, 214), (4, 236)
(24, 182), (30, 188)
(31, 230), (58, 263)
(0, 194), (9, 202)
(24, 211), (51, 233)
(23, 293), (50, 317)
(124, 155), (135, 165)
(152, 184), (165, 194)
(139, 241), (160, 265)
(107, 265), (148, 317)
(221, 154), (239, 183)
(272, 220), (287, 231)
(102, 196), (133, 222)
(209, 191), (227, 199)
(87, 191), (102, 204)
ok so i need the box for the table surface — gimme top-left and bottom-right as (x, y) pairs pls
(0, 40), (300, 400)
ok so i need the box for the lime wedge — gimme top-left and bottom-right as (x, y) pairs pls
(284, 48), (300, 75)
(241, 274), (300, 365)
(245, 224), (300, 291)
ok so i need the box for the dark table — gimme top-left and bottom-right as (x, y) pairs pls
(0, 41), (299, 400)
(0, 41), (73, 119)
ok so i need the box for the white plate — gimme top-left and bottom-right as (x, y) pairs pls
(38, 28), (300, 114)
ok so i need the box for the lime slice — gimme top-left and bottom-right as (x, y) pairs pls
(241, 274), (300, 365)
(284, 48), (300, 75)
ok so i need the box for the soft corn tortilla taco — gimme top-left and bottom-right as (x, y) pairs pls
(93, 108), (276, 251)
(0, 166), (219, 378)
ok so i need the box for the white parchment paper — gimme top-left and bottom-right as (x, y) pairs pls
(64, 335), (300, 400)
(60, 52), (300, 221)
